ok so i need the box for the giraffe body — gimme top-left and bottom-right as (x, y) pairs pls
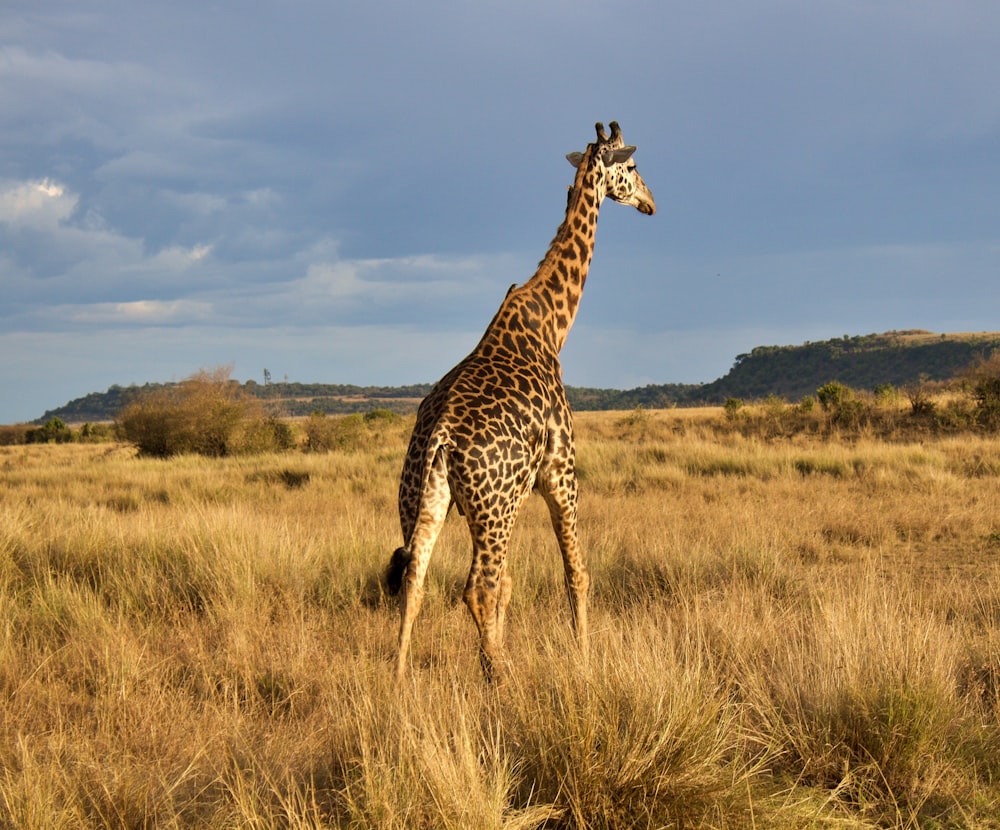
(387, 121), (655, 680)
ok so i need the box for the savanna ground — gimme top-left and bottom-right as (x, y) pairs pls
(2, 406), (1000, 828)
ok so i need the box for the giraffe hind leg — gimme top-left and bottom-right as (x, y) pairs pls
(462, 521), (516, 682)
(495, 561), (512, 644)
(393, 448), (451, 682)
(463, 571), (502, 681)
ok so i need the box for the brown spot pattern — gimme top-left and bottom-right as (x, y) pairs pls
(388, 121), (655, 681)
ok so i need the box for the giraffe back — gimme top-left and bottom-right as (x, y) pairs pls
(398, 288), (571, 541)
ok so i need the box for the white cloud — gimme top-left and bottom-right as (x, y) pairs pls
(68, 299), (214, 325)
(0, 178), (77, 229)
(0, 172), (516, 336)
(301, 261), (367, 299)
(0, 177), (223, 311)
(0, 46), (129, 92)
(291, 252), (516, 311)
(142, 243), (214, 271)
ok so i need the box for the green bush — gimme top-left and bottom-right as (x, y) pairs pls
(116, 397), (176, 456)
(814, 382), (869, 429)
(816, 381), (850, 412)
(831, 397), (866, 429)
(304, 412), (369, 453)
(303, 409), (404, 453)
(26, 417), (74, 444)
(239, 416), (297, 454)
(966, 354), (1000, 430)
(873, 383), (898, 406)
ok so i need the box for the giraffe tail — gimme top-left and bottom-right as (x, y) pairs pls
(385, 546), (412, 596)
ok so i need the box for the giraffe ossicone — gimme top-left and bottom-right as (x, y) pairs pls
(386, 121), (655, 681)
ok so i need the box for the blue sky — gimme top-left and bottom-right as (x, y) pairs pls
(2, 0), (999, 423)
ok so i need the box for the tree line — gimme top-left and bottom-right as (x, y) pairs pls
(4, 352), (999, 453)
(20, 330), (1000, 429)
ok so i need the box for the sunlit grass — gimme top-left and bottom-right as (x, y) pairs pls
(1, 409), (1000, 826)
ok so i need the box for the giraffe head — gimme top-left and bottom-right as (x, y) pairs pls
(566, 121), (656, 216)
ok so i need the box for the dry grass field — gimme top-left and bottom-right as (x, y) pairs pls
(2, 407), (1000, 828)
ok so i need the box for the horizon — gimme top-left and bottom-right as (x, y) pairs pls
(25, 326), (1000, 424)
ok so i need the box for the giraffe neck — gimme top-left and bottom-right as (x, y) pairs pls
(517, 147), (605, 352)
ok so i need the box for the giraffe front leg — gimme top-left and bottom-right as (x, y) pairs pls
(538, 465), (590, 659)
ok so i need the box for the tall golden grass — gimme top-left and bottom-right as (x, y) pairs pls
(2, 407), (1000, 827)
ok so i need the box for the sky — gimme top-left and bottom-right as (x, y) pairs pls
(2, 0), (999, 423)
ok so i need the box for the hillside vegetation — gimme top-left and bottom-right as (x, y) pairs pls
(27, 329), (1000, 425)
(6, 350), (998, 453)
(697, 329), (1000, 403)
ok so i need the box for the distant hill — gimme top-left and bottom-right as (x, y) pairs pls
(34, 382), (438, 424)
(32, 330), (1000, 423)
(694, 330), (1000, 403)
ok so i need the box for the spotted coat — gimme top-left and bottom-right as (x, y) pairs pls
(387, 121), (656, 680)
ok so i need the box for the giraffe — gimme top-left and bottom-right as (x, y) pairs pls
(386, 121), (655, 680)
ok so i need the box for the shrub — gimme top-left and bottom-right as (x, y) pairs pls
(723, 398), (744, 420)
(965, 353), (1000, 430)
(363, 408), (399, 425)
(303, 411), (338, 453)
(116, 366), (286, 457)
(78, 423), (115, 443)
(816, 381), (850, 412)
(904, 375), (937, 416)
(873, 383), (898, 406)
(116, 396), (176, 457)
(832, 397), (866, 429)
(269, 417), (297, 451)
(815, 382), (870, 429)
(239, 416), (297, 454)
(26, 417), (74, 444)
(303, 412), (367, 453)
(0, 424), (32, 446)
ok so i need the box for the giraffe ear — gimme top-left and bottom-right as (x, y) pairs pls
(603, 146), (637, 166)
(566, 151), (585, 168)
